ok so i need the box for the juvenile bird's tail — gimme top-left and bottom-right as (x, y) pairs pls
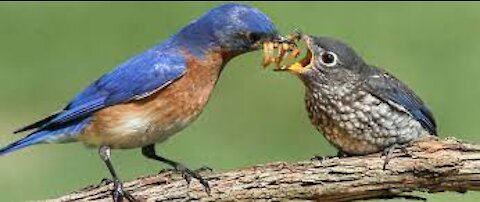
(0, 131), (49, 155)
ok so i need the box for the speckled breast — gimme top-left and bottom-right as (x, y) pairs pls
(305, 87), (428, 155)
(78, 52), (225, 149)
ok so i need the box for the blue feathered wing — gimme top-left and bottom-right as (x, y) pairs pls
(1, 49), (186, 155)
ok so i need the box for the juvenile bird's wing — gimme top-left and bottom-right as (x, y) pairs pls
(15, 49), (187, 133)
(363, 66), (437, 135)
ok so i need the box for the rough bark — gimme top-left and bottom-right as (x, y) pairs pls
(47, 137), (480, 201)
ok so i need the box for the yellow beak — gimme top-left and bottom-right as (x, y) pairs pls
(283, 62), (306, 74)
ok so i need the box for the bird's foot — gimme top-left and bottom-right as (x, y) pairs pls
(311, 155), (335, 161)
(169, 164), (212, 195)
(311, 151), (349, 161)
(98, 178), (113, 186)
(81, 178), (113, 191)
(381, 143), (411, 170)
(159, 165), (213, 174)
(111, 179), (136, 202)
(336, 151), (350, 158)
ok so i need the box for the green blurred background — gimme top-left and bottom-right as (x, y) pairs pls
(0, 2), (479, 201)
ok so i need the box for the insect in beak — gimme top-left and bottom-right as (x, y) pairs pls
(262, 33), (312, 74)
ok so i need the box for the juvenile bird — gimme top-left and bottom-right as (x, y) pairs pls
(275, 34), (436, 166)
(1, 3), (280, 201)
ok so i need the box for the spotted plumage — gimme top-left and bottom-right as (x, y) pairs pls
(281, 35), (436, 156)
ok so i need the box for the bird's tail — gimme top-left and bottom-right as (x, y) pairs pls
(0, 131), (48, 156)
(1, 118), (91, 156)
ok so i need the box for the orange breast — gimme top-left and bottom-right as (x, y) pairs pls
(78, 51), (225, 149)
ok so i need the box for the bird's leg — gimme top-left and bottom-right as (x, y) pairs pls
(99, 145), (136, 202)
(141, 144), (211, 194)
(382, 143), (411, 170)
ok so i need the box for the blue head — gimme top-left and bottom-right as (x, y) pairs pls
(173, 3), (279, 56)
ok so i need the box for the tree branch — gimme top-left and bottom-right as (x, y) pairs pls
(47, 137), (480, 201)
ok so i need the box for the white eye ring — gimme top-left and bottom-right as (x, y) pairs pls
(319, 51), (338, 67)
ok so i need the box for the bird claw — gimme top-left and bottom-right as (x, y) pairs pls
(157, 168), (173, 174)
(158, 165), (212, 174)
(98, 178), (114, 186)
(336, 151), (350, 158)
(173, 164), (212, 195)
(158, 164), (212, 195)
(382, 143), (410, 170)
(195, 166), (214, 173)
(311, 151), (350, 162)
(111, 179), (136, 202)
(311, 155), (333, 161)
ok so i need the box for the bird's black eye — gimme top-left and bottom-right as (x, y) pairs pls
(320, 51), (337, 66)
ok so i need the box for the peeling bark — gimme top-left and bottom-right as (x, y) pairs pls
(46, 137), (480, 201)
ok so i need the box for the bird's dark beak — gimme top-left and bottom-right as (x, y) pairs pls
(271, 34), (288, 43)
(250, 33), (283, 49)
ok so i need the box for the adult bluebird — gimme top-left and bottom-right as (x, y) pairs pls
(273, 34), (436, 167)
(1, 3), (280, 201)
